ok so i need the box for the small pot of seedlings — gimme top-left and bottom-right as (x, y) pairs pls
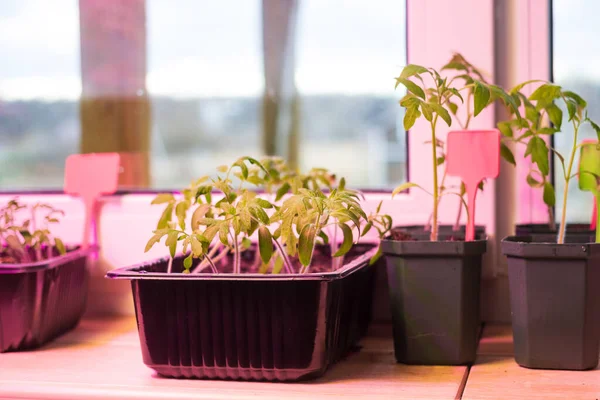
(501, 82), (600, 370)
(498, 85), (596, 239)
(390, 54), (499, 241)
(381, 56), (517, 366)
(107, 157), (390, 382)
(0, 198), (92, 352)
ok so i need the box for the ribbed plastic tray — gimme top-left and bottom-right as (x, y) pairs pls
(0, 246), (93, 352)
(107, 245), (378, 381)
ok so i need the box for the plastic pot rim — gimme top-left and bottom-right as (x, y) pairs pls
(0, 245), (96, 274)
(106, 245), (378, 282)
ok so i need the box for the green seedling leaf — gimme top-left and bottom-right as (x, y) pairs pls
(183, 253), (193, 270)
(317, 230), (329, 245)
(566, 99), (578, 122)
(151, 193), (175, 205)
(216, 165), (228, 173)
(258, 226), (273, 264)
(392, 182), (425, 198)
(543, 182), (555, 207)
(55, 237), (66, 255)
(361, 222), (373, 237)
(166, 231), (178, 258)
(441, 61), (468, 71)
(276, 182), (291, 201)
(529, 83), (562, 108)
(144, 232), (164, 252)
(500, 142), (516, 166)
(191, 204), (211, 230)
(447, 88), (464, 103)
(525, 136), (549, 176)
(473, 81), (491, 116)
(333, 223), (353, 257)
(497, 121), (513, 138)
(399, 64), (428, 79)
(190, 234), (204, 255)
(234, 160), (249, 179)
(245, 157), (270, 175)
(546, 103), (563, 128)
(564, 90), (587, 107)
(403, 106), (421, 130)
(509, 79), (542, 94)
(421, 103), (434, 121)
(369, 246), (383, 266)
(241, 237), (252, 250)
(156, 203), (173, 229)
(429, 103), (452, 126)
(447, 102), (459, 115)
(256, 199), (273, 209)
(526, 172), (543, 187)
(175, 201), (189, 230)
(395, 77), (425, 99)
(399, 94), (422, 109)
(588, 119), (600, 141)
(272, 254), (284, 274)
(251, 206), (270, 225)
(537, 127), (559, 135)
(298, 224), (316, 267)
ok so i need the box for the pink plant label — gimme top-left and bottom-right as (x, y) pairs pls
(446, 130), (500, 241)
(64, 153), (121, 249)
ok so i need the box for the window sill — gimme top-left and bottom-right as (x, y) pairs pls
(0, 318), (466, 399)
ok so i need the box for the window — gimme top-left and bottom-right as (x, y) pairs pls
(0, 0), (80, 188)
(0, 0), (406, 190)
(552, 0), (600, 222)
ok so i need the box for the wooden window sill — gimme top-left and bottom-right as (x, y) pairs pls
(0, 319), (466, 399)
(2, 320), (599, 399)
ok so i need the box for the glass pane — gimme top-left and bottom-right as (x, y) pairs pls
(553, 0), (599, 222)
(0, 0), (80, 188)
(147, 0), (263, 188)
(0, 0), (407, 190)
(296, 0), (407, 189)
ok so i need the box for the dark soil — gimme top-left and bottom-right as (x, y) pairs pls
(388, 228), (467, 242)
(166, 244), (372, 274)
(0, 245), (63, 264)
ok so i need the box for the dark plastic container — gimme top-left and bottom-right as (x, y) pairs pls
(381, 238), (486, 365)
(0, 246), (92, 352)
(515, 223), (594, 238)
(502, 236), (600, 370)
(107, 245), (378, 381)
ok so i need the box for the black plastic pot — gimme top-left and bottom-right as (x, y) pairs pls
(381, 238), (486, 365)
(0, 246), (92, 352)
(515, 223), (594, 239)
(502, 236), (600, 370)
(107, 244), (378, 381)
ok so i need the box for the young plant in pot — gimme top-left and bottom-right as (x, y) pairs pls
(0, 198), (92, 352)
(382, 61), (516, 365)
(107, 157), (391, 382)
(501, 83), (600, 370)
(393, 53), (512, 239)
(499, 84), (596, 238)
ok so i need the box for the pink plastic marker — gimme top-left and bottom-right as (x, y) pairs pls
(64, 153), (121, 249)
(446, 130), (500, 241)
